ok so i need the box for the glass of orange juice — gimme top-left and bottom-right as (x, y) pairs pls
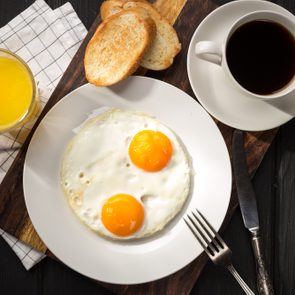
(0, 48), (39, 133)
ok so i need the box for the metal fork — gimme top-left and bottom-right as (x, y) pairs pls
(184, 209), (255, 295)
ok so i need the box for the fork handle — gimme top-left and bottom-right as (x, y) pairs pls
(227, 264), (255, 295)
(250, 230), (274, 295)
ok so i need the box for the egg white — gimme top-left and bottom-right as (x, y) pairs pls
(61, 109), (191, 239)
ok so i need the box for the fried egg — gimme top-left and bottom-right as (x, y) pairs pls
(61, 109), (191, 239)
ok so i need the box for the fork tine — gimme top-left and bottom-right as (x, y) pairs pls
(192, 210), (214, 240)
(192, 210), (222, 251)
(197, 210), (218, 235)
(186, 214), (216, 256)
(188, 213), (210, 246)
(197, 210), (226, 249)
(183, 217), (213, 258)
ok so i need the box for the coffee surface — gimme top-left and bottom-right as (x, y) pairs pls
(226, 20), (295, 95)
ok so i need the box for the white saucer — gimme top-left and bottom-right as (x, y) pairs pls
(187, 0), (295, 131)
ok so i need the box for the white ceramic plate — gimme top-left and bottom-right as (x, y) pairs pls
(23, 76), (231, 284)
(187, 0), (295, 131)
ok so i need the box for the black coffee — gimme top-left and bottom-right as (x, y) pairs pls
(226, 20), (295, 95)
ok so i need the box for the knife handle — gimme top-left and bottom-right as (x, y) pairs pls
(250, 229), (274, 295)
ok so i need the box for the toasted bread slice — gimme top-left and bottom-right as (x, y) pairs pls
(123, 1), (181, 70)
(84, 9), (156, 86)
(100, 0), (149, 21)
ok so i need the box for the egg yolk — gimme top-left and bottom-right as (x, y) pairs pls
(101, 194), (144, 237)
(128, 130), (173, 172)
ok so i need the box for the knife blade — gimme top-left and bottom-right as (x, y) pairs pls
(232, 129), (259, 230)
(232, 129), (274, 295)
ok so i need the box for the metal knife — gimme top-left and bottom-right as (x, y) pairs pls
(232, 129), (274, 295)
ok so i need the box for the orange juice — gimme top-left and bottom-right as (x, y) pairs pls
(0, 49), (37, 132)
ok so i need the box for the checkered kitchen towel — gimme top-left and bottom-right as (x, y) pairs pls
(0, 0), (87, 269)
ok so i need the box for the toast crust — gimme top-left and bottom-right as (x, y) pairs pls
(100, 0), (149, 20)
(100, 0), (124, 21)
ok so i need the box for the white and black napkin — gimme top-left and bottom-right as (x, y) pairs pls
(0, 0), (87, 270)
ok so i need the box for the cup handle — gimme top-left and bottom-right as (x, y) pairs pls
(195, 41), (222, 65)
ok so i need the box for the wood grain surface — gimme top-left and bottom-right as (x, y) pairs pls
(0, 0), (280, 294)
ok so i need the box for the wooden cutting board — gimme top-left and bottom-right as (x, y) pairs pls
(0, 0), (278, 294)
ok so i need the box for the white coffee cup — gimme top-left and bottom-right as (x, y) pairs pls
(195, 10), (295, 100)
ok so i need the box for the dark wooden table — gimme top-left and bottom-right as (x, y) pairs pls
(0, 0), (294, 294)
